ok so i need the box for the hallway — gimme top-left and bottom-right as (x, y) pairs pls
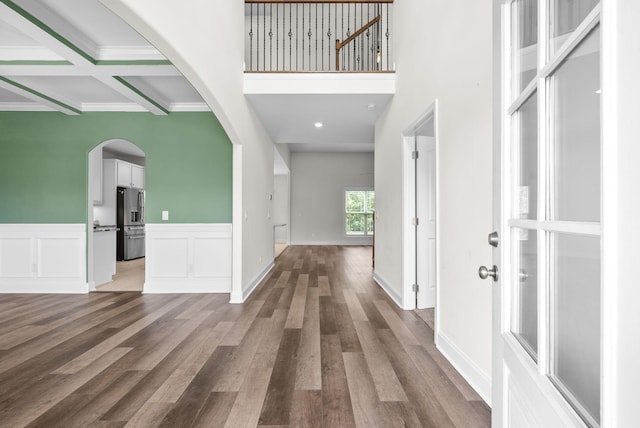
(0, 246), (489, 427)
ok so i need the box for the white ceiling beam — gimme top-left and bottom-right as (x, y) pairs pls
(0, 63), (181, 77)
(0, 76), (80, 115)
(96, 76), (168, 115)
(0, 2), (94, 67)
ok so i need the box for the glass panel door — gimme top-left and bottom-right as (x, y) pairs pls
(504, 0), (602, 426)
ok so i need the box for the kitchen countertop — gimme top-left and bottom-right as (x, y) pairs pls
(93, 225), (119, 232)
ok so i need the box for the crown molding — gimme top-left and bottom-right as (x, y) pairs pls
(169, 102), (211, 112)
(81, 102), (148, 112)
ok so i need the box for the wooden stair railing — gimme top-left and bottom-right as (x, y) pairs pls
(335, 14), (381, 71)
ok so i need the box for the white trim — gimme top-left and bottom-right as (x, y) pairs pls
(144, 223), (232, 294)
(0, 224), (88, 293)
(244, 72), (395, 95)
(437, 330), (492, 406)
(169, 102), (210, 112)
(508, 219), (601, 235)
(81, 103), (147, 112)
(401, 103), (439, 312)
(372, 271), (406, 309)
(231, 260), (275, 304)
(96, 46), (166, 61)
(0, 102), (56, 111)
(232, 144), (243, 303)
(0, 46), (64, 61)
(290, 240), (373, 246)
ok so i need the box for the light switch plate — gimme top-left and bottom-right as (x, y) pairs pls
(162, 211), (169, 221)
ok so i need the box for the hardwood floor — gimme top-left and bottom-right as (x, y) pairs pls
(0, 246), (490, 427)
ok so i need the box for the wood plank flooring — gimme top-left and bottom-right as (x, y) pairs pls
(0, 245), (490, 427)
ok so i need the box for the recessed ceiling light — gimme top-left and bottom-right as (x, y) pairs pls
(367, 103), (377, 111)
(314, 122), (323, 128)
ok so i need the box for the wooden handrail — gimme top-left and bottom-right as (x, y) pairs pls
(335, 15), (381, 71)
(246, 1), (392, 3)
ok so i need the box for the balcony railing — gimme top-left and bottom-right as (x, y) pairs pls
(245, 1), (394, 72)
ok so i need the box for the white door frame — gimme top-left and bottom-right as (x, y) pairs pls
(87, 139), (145, 292)
(401, 101), (439, 315)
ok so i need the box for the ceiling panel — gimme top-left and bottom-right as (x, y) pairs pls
(10, 76), (131, 104)
(123, 76), (206, 105)
(0, 85), (32, 102)
(246, 93), (391, 150)
(0, 0), (207, 113)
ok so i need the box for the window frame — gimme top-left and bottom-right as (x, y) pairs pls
(344, 187), (375, 237)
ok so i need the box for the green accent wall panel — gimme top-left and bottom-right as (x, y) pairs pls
(0, 112), (232, 224)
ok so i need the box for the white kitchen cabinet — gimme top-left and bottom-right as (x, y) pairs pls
(116, 160), (144, 189)
(90, 149), (103, 205)
(94, 229), (116, 286)
(131, 164), (144, 189)
(116, 161), (131, 188)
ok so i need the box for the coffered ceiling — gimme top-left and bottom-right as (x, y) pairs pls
(0, 0), (208, 115)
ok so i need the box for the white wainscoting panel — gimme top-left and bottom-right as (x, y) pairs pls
(145, 224), (232, 293)
(0, 224), (87, 293)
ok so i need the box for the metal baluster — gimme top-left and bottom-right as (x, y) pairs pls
(302, 4), (305, 70)
(295, 4), (298, 71)
(269, 4), (273, 71)
(347, 4), (351, 70)
(321, 4), (324, 71)
(263, 4), (266, 71)
(289, 5), (292, 71)
(315, 4), (318, 71)
(308, 5), (312, 70)
(359, 4), (363, 70)
(386, 4), (390, 70)
(366, 4), (370, 70)
(249, 4), (253, 70)
(341, 4), (344, 70)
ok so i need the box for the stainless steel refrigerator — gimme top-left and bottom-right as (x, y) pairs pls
(116, 187), (145, 261)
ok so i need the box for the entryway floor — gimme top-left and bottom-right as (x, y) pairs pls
(96, 257), (144, 292)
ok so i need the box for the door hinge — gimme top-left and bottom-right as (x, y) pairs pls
(412, 284), (419, 292)
(412, 217), (419, 226)
(411, 151), (419, 160)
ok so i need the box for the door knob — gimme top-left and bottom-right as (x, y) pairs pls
(479, 265), (499, 281)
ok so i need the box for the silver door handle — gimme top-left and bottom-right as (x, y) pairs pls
(128, 236), (145, 240)
(479, 265), (499, 281)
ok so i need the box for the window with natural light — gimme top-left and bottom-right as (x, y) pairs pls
(345, 190), (375, 236)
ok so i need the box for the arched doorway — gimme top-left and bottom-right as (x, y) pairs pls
(88, 139), (146, 292)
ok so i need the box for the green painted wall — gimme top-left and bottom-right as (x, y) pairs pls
(0, 112), (232, 224)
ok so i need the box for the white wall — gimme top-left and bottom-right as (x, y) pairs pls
(101, 0), (277, 301)
(291, 152), (374, 245)
(374, 0), (494, 394)
(273, 174), (290, 244)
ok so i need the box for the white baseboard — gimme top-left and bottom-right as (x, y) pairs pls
(372, 271), (405, 309)
(437, 331), (492, 406)
(230, 260), (275, 304)
(144, 223), (232, 294)
(0, 224), (87, 293)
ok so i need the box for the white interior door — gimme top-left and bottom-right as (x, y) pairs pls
(416, 136), (436, 309)
(491, 1), (602, 427)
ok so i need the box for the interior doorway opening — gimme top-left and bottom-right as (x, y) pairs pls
(402, 102), (439, 322)
(88, 139), (146, 293)
(273, 148), (291, 259)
